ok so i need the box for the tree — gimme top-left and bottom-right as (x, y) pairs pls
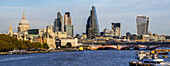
(42, 43), (49, 49)
(0, 34), (47, 52)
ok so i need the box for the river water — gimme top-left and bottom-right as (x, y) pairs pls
(0, 50), (169, 66)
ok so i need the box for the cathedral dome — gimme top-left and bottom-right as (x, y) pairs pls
(19, 12), (29, 25)
(17, 12), (30, 32)
(19, 19), (29, 25)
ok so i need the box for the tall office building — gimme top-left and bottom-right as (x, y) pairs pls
(86, 6), (100, 37)
(54, 12), (63, 32)
(111, 23), (121, 36)
(17, 12), (30, 32)
(64, 12), (73, 37)
(64, 12), (72, 25)
(136, 15), (149, 36)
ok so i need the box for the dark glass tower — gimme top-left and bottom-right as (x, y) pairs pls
(86, 6), (100, 37)
(54, 12), (63, 32)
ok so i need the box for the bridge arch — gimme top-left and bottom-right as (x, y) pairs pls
(91, 46), (117, 50)
(65, 42), (72, 48)
(149, 46), (170, 50)
(120, 45), (147, 50)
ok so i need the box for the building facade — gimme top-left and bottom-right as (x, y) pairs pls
(64, 12), (73, 37)
(103, 28), (114, 36)
(47, 25), (54, 33)
(136, 15), (149, 36)
(86, 6), (100, 37)
(111, 23), (121, 36)
(64, 25), (73, 37)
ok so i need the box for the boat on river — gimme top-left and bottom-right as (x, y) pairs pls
(129, 58), (169, 66)
(7, 50), (29, 54)
(142, 59), (164, 65)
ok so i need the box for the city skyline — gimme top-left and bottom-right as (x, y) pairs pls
(0, 0), (170, 35)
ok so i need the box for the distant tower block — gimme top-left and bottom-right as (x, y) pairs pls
(136, 15), (149, 36)
(64, 12), (72, 25)
(54, 12), (63, 32)
(64, 12), (73, 37)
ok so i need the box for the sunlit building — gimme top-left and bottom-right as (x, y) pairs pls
(136, 15), (149, 36)
(64, 12), (73, 37)
(47, 25), (54, 33)
(17, 12), (30, 33)
(103, 28), (114, 36)
(112, 23), (121, 36)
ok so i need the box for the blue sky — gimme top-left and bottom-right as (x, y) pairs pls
(0, 0), (170, 35)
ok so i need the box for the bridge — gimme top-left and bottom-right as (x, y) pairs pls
(90, 45), (170, 50)
(80, 42), (170, 50)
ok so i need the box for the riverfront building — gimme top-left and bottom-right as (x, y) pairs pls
(136, 15), (149, 36)
(86, 6), (100, 37)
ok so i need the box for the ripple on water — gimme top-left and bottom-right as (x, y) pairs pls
(0, 50), (169, 66)
(0, 56), (35, 62)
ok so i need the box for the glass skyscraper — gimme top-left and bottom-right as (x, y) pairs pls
(54, 12), (63, 32)
(136, 15), (149, 36)
(86, 6), (100, 37)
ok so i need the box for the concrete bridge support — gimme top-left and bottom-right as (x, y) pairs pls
(117, 45), (121, 50)
(147, 45), (150, 50)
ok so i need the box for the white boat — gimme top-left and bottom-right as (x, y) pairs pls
(142, 59), (165, 65)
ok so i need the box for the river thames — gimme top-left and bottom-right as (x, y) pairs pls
(0, 50), (169, 66)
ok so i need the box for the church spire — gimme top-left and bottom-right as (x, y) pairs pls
(22, 11), (25, 19)
(8, 24), (13, 34)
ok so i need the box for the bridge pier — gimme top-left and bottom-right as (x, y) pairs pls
(117, 45), (121, 50)
(147, 45), (150, 50)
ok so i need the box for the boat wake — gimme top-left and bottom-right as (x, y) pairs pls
(0, 56), (35, 62)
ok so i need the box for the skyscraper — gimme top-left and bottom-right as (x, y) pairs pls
(54, 12), (63, 32)
(136, 15), (149, 36)
(17, 12), (30, 32)
(64, 12), (73, 37)
(111, 23), (121, 36)
(64, 12), (72, 25)
(86, 6), (100, 37)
